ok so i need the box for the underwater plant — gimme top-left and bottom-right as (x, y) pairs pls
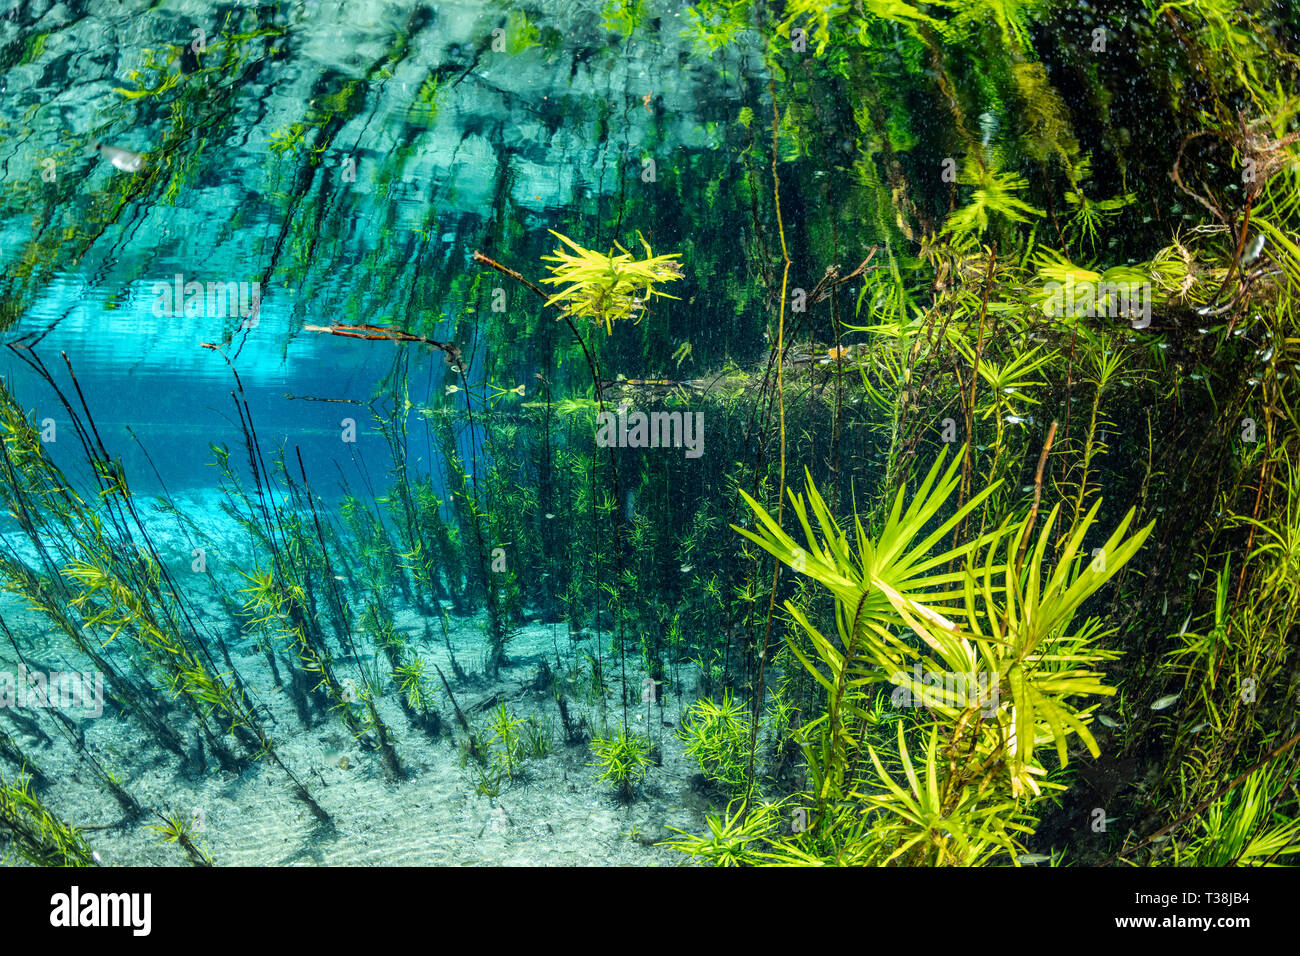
(484, 704), (526, 781)
(1167, 764), (1300, 866)
(148, 809), (213, 867)
(590, 723), (654, 802)
(393, 659), (435, 716)
(664, 797), (791, 866)
(521, 716), (553, 759)
(697, 448), (1155, 864)
(678, 693), (754, 797)
(944, 155), (1045, 240)
(0, 772), (96, 867)
(539, 231), (684, 335)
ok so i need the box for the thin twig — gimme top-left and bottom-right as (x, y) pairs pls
(746, 76), (792, 800)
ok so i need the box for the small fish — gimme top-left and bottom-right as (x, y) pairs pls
(1189, 722), (1208, 733)
(544, 513), (556, 520)
(95, 142), (146, 173)
(333, 575), (346, 582)
(1004, 414), (1034, 425)
(1151, 693), (1180, 711)
(1015, 853), (1051, 865)
(680, 564), (693, 574)
(1241, 233), (1266, 265)
(1097, 714), (1120, 728)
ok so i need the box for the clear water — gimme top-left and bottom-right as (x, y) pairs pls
(0, 0), (782, 866)
(2, 0), (1298, 873)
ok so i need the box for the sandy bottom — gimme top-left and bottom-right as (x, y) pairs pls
(0, 494), (717, 867)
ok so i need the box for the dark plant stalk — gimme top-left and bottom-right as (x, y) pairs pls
(433, 662), (472, 736)
(296, 448), (405, 780)
(956, 247), (997, 536)
(472, 248), (631, 723)
(0, 620), (139, 818)
(745, 78), (792, 799)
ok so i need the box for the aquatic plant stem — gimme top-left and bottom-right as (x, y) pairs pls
(472, 248), (631, 723)
(1225, 412), (1274, 654)
(745, 78), (791, 799)
(0, 619), (140, 819)
(295, 448), (405, 780)
(955, 249), (997, 549)
(431, 661), (468, 726)
(1108, 725), (1300, 864)
(1015, 420), (1058, 579)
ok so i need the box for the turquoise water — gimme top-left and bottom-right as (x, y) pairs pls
(2, 1), (756, 490)
(2, 0), (1298, 870)
(0, 0), (783, 865)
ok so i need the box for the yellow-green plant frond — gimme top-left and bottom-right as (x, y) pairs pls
(539, 231), (683, 334)
(945, 156), (1044, 240)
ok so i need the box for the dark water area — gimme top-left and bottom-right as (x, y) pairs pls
(0, 0), (1299, 892)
